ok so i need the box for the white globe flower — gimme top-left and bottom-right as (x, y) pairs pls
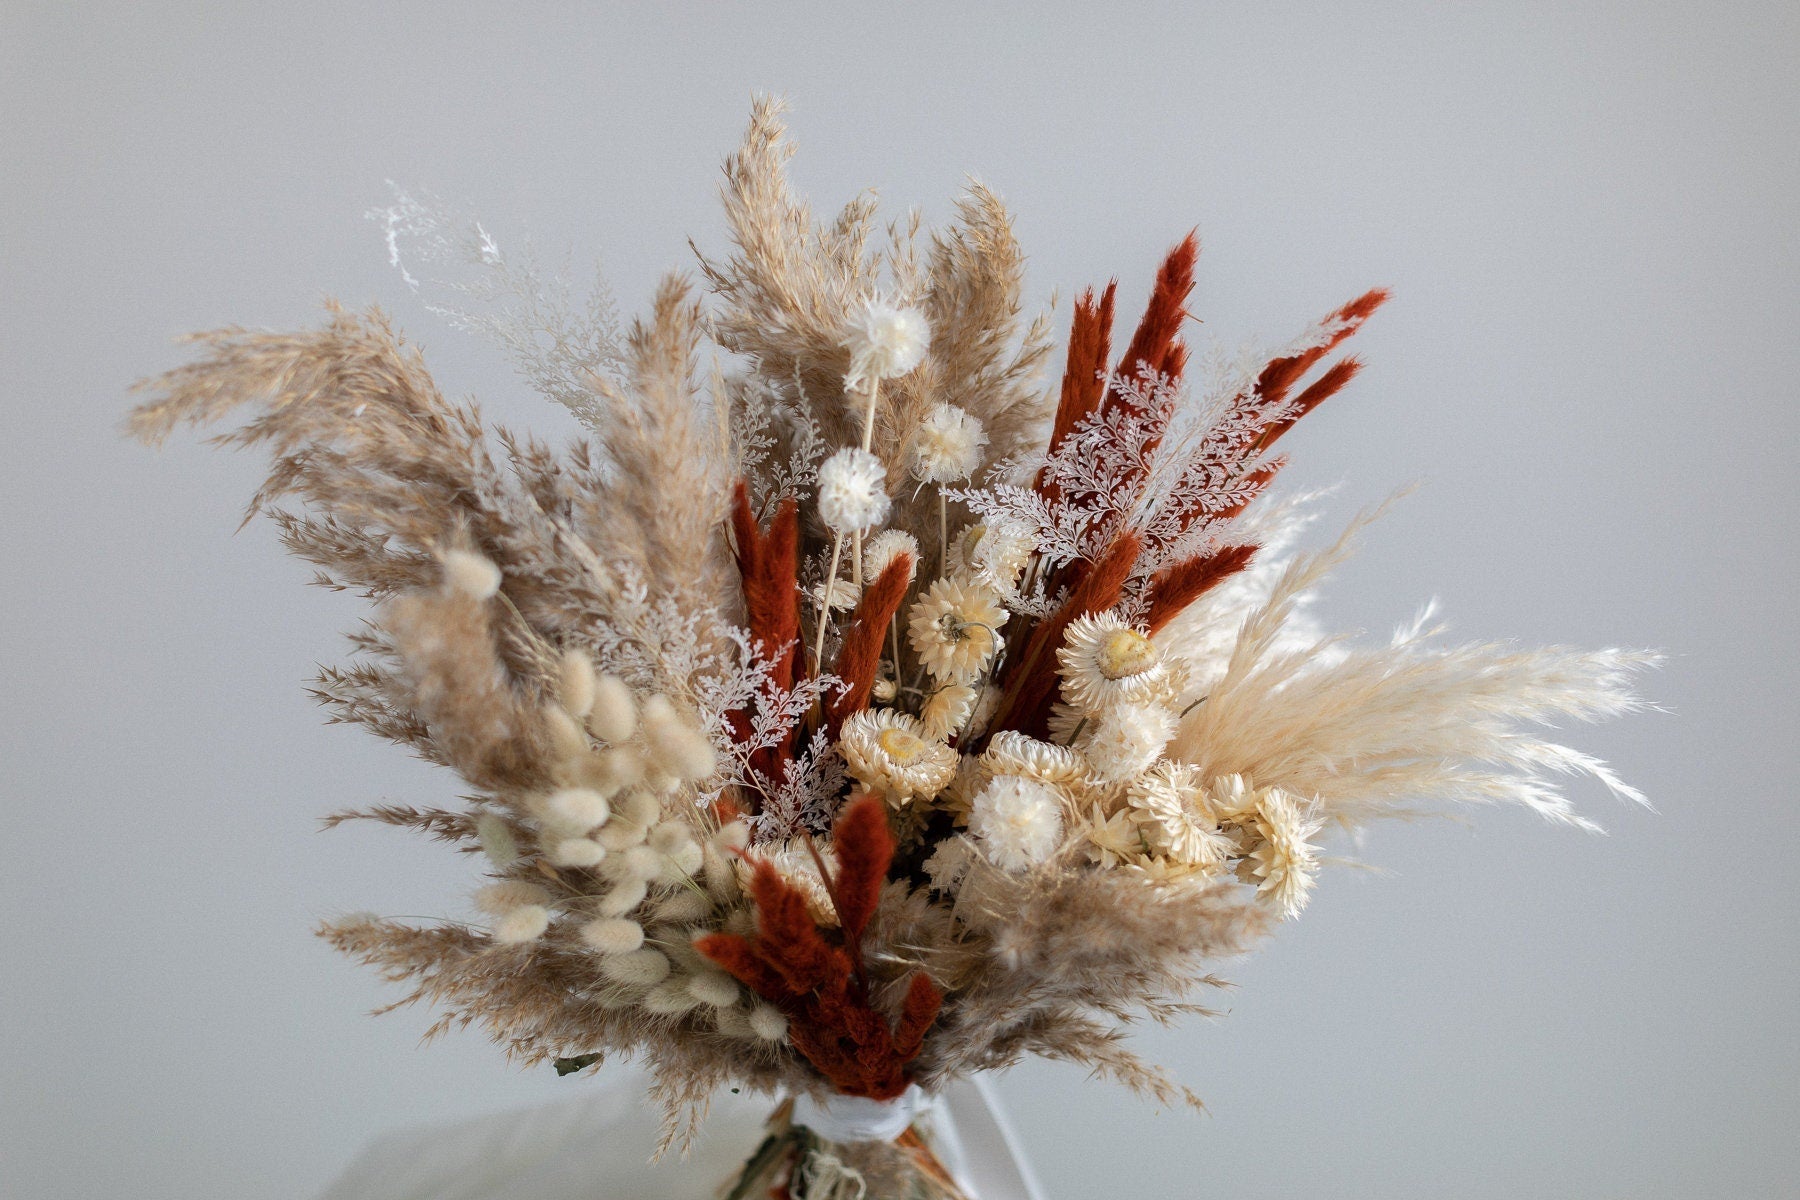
(817, 447), (890, 534)
(844, 299), (930, 392)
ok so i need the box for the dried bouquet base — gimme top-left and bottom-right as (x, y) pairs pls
(318, 1073), (1042, 1200)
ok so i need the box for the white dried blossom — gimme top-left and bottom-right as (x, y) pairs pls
(980, 730), (1092, 790)
(908, 577), (1005, 682)
(810, 576), (862, 612)
(1125, 761), (1234, 872)
(1241, 787), (1323, 919)
(960, 518), (1035, 588)
(734, 841), (839, 926)
(1058, 613), (1168, 715)
(862, 528), (920, 583)
(909, 403), (987, 484)
(817, 447), (891, 534)
(838, 708), (958, 804)
(843, 299), (930, 392)
(970, 775), (1064, 871)
(920, 682), (977, 741)
(1080, 700), (1177, 782)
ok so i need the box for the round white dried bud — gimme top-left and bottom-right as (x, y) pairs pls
(1081, 700), (1178, 782)
(909, 403), (987, 484)
(600, 947), (670, 986)
(748, 1004), (789, 1041)
(547, 838), (608, 868)
(687, 971), (741, 1008)
(586, 675), (638, 744)
(862, 529), (920, 584)
(817, 447), (891, 534)
(844, 299), (930, 391)
(579, 917), (645, 955)
(491, 904), (550, 944)
(441, 549), (502, 600)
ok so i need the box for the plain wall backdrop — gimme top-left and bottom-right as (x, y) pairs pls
(3, 2), (1795, 1197)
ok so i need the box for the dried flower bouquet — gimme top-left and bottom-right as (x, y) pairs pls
(133, 99), (1652, 1195)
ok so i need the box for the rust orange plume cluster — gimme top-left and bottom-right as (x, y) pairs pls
(728, 480), (802, 777)
(986, 241), (1385, 742)
(826, 554), (916, 737)
(697, 796), (941, 1101)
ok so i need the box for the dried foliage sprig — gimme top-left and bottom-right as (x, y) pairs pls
(133, 97), (1654, 1164)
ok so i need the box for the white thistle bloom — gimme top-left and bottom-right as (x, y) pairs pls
(1058, 613), (1168, 715)
(920, 682), (977, 741)
(960, 518), (1035, 588)
(1241, 788), (1323, 919)
(862, 528), (920, 583)
(908, 577), (1005, 682)
(909, 403), (987, 483)
(1080, 700), (1177, 782)
(844, 299), (930, 392)
(817, 447), (891, 533)
(838, 708), (958, 804)
(970, 775), (1064, 871)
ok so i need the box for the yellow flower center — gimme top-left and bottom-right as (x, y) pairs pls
(877, 727), (928, 764)
(1096, 628), (1155, 680)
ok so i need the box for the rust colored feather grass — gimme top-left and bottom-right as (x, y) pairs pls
(826, 553), (916, 735)
(1143, 543), (1259, 633)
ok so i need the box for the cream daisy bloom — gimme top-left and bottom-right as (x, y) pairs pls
(909, 403), (987, 484)
(1057, 612), (1168, 715)
(1079, 803), (1146, 868)
(1125, 761), (1234, 871)
(810, 575), (861, 612)
(1079, 699), (1177, 782)
(908, 577), (1006, 682)
(920, 682), (977, 741)
(844, 299), (930, 392)
(838, 708), (958, 804)
(969, 775), (1064, 871)
(817, 447), (890, 534)
(1239, 787), (1323, 919)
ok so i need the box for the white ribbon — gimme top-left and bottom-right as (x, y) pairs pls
(789, 1085), (926, 1144)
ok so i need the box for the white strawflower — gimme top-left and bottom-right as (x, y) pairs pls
(970, 775), (1064, 871)
(838, 708), (958, 804)
(1058, 613), (1168, 715)
(844, 299), (930, 391)
(1125, 761), (1234, 872)
(908, 577), (1005, 682)
(817, 447), (891, 534)
(1078, 804), (1145, 869)
(1080, 700), (1177, 782)
(980, 730), (1091, 790)
(960, 518), (1035, 588)
(862, 529), (920, 583)
(909, 403), (987, 483)
(1241, 788), (1323, 919)
(920, 682), (977, 741)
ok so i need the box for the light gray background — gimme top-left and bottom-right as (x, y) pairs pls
(3, 3), (1795, 1197)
